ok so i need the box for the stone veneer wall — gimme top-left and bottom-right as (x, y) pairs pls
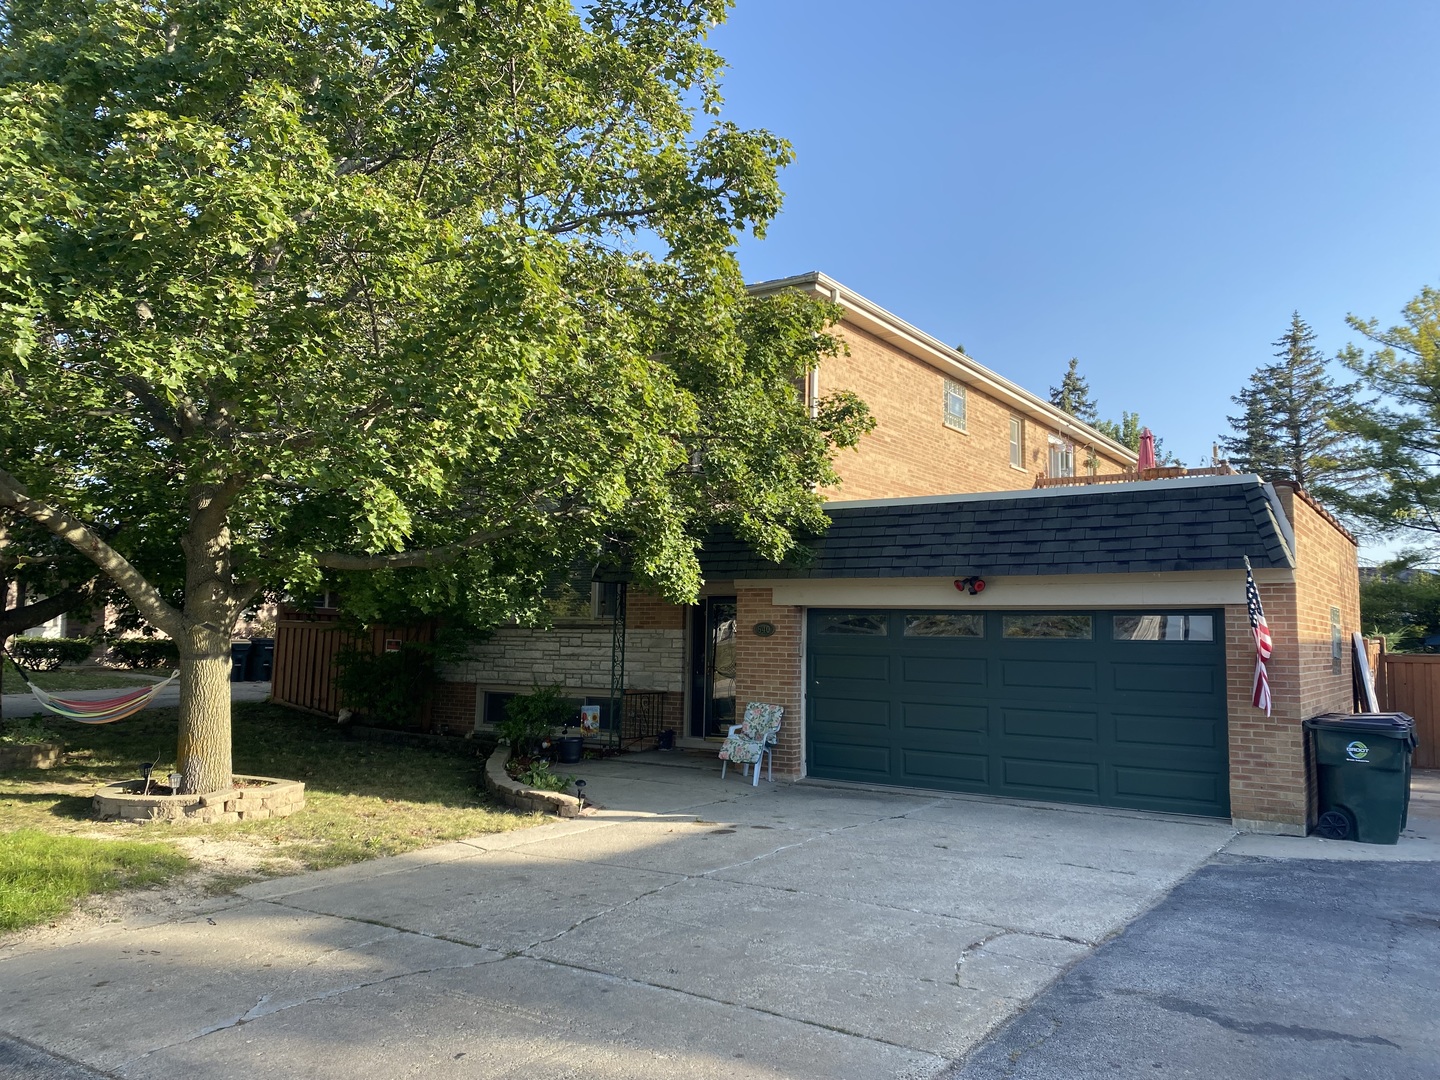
(441, 626), (683, 694)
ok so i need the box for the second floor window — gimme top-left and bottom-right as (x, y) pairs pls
(944, 379), (967, 431)
(1009, 416), (1024, 468)
(1048, 435), (1075, 478)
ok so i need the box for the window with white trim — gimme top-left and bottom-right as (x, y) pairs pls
(943, 379), (967, 431)
(1009, 416), (1024, 469)
(1047, 435), (1074, 478)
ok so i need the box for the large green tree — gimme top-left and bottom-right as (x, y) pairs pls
(1334, 286), (1440, 543)
(1220, 312), (1361, 503)
(0, 0), (871, 792)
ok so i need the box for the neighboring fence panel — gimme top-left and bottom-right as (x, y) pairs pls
(271, 609), (435, 724)
(1380, 653), (1440, 769)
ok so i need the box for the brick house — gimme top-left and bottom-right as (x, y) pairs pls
(421, 273), (1358, 836)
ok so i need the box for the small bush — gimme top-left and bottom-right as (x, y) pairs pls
(0, 717), (57, 746)
(107, 637), (179, 670)
(504, 757), (575, 792)
(8, 637), (93, 672)
(497, 684), (576, 756)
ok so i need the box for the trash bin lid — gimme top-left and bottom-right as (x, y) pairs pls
(1305, 712), (1416, 739)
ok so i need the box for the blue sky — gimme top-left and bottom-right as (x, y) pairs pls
(708, 0), (1440, 551)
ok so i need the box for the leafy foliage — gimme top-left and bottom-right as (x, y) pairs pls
(1221, 312), (1362, 504)
(105, 636), (180, 670)
(497, 684), (576, 755)
(1359, 559), (1440, 652)
(1333, 287), (1440, 545)
(7, 636), (93, 671)
(0, 0), (871, 790)
(504, 757), (575, 793)
(333, 642), (436, 730)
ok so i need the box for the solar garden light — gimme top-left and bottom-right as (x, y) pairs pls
(574, 779), (586, 810)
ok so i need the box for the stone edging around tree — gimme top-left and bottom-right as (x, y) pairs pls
(0, 743), (62, 771)
(93, 774), (306, 824)
(482, 744), (582, 818)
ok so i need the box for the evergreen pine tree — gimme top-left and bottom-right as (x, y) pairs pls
(1049, 358), (1099, 423)
(1220, 312), (1361, 503)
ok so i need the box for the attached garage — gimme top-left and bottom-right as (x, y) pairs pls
(806, 608), (1229, 817)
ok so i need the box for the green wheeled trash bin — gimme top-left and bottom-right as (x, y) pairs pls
(1304, 712), (1418, 844)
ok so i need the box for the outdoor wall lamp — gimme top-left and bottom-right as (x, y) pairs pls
(955, 576), (986, 595)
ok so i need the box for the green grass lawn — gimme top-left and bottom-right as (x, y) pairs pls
(0, 830), (190, 931)
(0, 701), (537, 929)
(2, 662), (160, 695)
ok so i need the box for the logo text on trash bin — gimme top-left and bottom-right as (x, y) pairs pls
(1345, 740), (1370, 762)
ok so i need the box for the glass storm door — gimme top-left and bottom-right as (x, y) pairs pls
(690, 597), (738, 738)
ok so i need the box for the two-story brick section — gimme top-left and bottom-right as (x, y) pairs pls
(428, 272), (1359, 836)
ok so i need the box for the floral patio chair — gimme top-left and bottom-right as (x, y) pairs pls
(719, 702), (784, 786)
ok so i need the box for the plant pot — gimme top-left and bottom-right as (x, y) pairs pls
(557, 735), (584, 764)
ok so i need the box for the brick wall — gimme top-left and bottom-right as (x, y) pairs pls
(818, 322), (1129, 501)
(431, 681), (478, 736)
(733, 587), (804, 776)
(1225, 485), (1359, 832)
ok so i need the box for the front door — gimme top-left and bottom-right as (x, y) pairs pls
(690, 596), (737, 738)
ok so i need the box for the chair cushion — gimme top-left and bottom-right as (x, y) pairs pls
(719, 733), (764, 764)
(739, 702), (783, 742)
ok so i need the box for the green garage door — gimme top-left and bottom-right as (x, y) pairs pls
(806, 609), (1229, 817)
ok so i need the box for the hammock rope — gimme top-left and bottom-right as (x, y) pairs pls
(2, 649), (179, 724)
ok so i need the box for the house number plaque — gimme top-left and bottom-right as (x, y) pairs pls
(752, 622), (776, 637)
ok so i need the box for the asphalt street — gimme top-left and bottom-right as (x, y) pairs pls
(942, 856), (1440, 1080)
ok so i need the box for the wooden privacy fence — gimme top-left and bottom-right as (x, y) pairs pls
(1378, 653), (1440, 769)
(271, 608), (435, 723)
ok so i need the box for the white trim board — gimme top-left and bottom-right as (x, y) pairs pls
(740, 569), (1295, 610)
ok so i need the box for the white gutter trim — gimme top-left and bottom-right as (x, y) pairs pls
(824, 472), (1261, 511)
(747, 271), (1138, 463)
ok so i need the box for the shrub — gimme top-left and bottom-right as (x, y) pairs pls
(8, 637), (93, 671)
(333, 642), (435, 729)
(497, 684), (576, 756)
(107, 637), (180, 670)
(0, 716), (57, 746)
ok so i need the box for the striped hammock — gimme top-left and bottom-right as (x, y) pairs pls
(4, 653), (180, 724)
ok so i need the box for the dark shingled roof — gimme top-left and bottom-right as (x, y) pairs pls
(701, 476), (1295, 580)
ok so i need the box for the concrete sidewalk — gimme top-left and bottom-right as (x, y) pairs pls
(0, 752), (1236, 1079)
(0, 679), (272, 719)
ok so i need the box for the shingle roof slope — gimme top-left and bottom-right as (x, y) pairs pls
(702, 477), (1295, 579)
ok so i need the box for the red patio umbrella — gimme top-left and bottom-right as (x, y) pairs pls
(1137, 427), (1157, 473)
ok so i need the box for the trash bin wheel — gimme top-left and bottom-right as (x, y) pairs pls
(1316, 808), (1354, 840)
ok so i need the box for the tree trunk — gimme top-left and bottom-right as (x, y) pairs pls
(176, 623), (233, 793)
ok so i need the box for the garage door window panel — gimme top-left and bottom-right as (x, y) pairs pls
(1003, 614), (1093, 639)
(817, 613), (889, 635)
(904, 613), (984, 637)
(1113, 614), (1214, 641)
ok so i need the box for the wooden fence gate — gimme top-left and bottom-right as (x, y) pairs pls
(1378, 652), (1440, 769)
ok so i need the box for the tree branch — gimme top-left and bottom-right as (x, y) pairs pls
(0, 578), (99, 642)
(0, 468), (184, 638)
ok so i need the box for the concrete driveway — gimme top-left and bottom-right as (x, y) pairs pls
(0, 752), (1236, 1079)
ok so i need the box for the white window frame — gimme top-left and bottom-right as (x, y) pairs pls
(1009, 416), (1025, 469)
(943, 379), (967, 431)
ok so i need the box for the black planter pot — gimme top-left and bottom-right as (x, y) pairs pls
(557, 736), (585, 764)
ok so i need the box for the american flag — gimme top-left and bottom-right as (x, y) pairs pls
(1246, 561), (1272, 716)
